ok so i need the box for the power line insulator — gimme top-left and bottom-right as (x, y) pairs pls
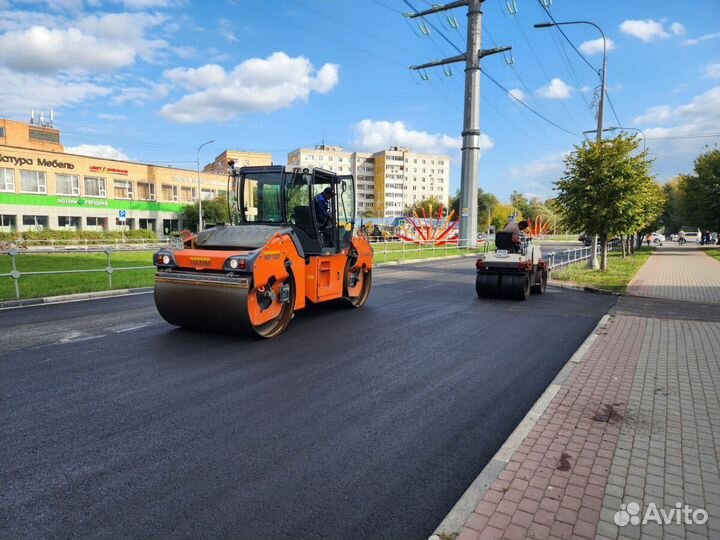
(446, 14), (459, 29)
(419, 69), (430, 81)
(503, 51), (515, 65)
(540, 0), (553, 7)
(418, 22), (430, 36)
(442, 65), (453, 77)
(504, 0), (518, 15)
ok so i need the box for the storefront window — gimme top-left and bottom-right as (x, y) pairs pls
(180, 186), (195, 203)
(113, 179), (133, 199)
(137, 182), (156, 201)
(161, 184), (178, 201)
(58, 216), (81, 229)
(20, 170), (47, 194)
(56, 174), (80, 196)
(84, 176), (106, 198)
(22, 215), (49, 229)
(0, 168), (14, 192)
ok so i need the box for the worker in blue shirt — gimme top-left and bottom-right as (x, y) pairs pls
(314, 187), (334, 246)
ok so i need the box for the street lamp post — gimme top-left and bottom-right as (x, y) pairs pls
(535, 20), (607, 269)
(196, 140), (214, 232)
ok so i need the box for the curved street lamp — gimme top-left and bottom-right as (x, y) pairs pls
(534, 20), (607, 270)
(196, 140), (214, 232)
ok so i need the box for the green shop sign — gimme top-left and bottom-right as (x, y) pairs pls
(0, 193), (186, 213)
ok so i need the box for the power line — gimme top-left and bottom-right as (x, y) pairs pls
(481, 68), (580, 137)
(647, 133), (720, 140)
(605, 91), (623, 128)
(537, 0), (597, 72)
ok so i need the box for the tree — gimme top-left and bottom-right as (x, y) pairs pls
(490, 203), (519, 231)
(405, 196), (446, 218)
(181, 195), (230, 232)
(448, 188), (499, 231)
(677, 149), (720, 231)
(659, 177), (686, 235)
(554, 134), (663, 270)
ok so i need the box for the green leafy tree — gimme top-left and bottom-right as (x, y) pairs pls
(678, 149), (720, 231)
(181, 195), (230, 232)
(554, 134), (663, 270)
(406, 196), (448, 218)
(448, 189), (499, 231)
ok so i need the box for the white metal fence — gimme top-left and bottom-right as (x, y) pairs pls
(545, 240), (622, 270)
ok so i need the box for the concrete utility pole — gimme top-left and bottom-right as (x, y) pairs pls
(196, 140), (214, 232)
(408, 0), (510, 248)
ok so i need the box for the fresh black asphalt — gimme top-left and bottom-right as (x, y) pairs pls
(0, 257), (616, 540)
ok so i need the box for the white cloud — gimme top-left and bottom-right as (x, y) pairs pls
(159, 52), (340, 123)
(579, 37), (615, 55)
(670, 22), (686, 36)
(66, 144), (130, 161)
(508, 152), (568, 181)
(632, 86), (720, 160)
(97, 113), (127, 121)
(112, 81), (169, 105)
(508, 88), (526, 103)
(0, 67), (111, 115)
(351, 119), (493, 156)
(702, 62), (720, 80)
(0, 26), (136, 73)
(120, 0), (175, 8)
(633, 105), (673, 125)
(163, 64), (227, 90)
(683, 32), (720, 46)
(619, 19), (684, 42)
(535, 78), (572, 100)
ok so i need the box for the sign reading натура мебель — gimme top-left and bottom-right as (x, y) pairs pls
(0, 153), (75, 169)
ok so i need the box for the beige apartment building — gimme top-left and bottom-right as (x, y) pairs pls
(0, 117), (271, 234)
(287, 145), (450, 218)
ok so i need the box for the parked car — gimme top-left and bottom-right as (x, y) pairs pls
(651, 232), (666, 243)
(670, 233), (679, 242)
(578, 234), (592, 246)
(684, 231), (700, 243)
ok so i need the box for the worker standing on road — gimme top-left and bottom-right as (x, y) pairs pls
(679, 230), (686, 245)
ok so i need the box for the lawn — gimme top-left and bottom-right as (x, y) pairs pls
(0, 250), (156, 301)
(705, 248), (720, 263)
(0, 243), (487, 301)
(550, 246), (654, 293)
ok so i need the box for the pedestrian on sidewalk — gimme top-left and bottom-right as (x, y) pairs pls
(645, 233), (652, 246)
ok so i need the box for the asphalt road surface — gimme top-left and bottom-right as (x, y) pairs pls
(1, 258), (616, 540)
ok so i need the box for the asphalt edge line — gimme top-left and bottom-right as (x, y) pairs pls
(0, 287), (153, 310)
(0, 254), (482, 310)
(429, 312), (613, 540)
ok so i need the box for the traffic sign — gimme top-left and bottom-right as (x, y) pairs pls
(119, 210), (127, 221)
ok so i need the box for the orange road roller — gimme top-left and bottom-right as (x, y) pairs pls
(153, 165), (373, 337)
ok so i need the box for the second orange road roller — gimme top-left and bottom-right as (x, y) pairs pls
(153, 165), (373, 338)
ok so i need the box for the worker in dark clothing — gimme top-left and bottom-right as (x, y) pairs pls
(314, 187), (334, 246)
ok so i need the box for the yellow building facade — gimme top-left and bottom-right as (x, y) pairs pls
(0, 118), (271, 235)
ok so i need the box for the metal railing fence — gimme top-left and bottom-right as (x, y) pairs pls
(545, 240), (622, 270)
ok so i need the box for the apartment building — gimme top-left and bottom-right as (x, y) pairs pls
(0, 117), (270, 234)
(287, 145), (450, 218)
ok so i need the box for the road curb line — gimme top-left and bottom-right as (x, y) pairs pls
(428, 312), (613, 540)
(548, 280), (621, 296)
(375, 253), (479, 267)
(0, 255), (478, 310)
(0, 287), (153, 310)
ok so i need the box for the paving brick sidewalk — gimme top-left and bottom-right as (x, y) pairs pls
(629, 244), (720, 304)
(448, 247), (720, 540)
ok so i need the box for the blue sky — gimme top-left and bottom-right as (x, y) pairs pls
(1, 0), (719, 202)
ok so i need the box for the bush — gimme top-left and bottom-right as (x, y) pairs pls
(0, 229), (158, 242)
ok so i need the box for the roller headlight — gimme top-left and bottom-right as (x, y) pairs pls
(229, 259), (239, 269)
(162, 255), (171, 265)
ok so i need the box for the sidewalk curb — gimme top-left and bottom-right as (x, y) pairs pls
(0, 287), (153, 310)
(0, 254), (479, 310)
(548, 279), (621, 296)
(428, 312), (613, 540)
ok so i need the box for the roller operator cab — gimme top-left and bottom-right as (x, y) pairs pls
(475, 232), (548, 301)
(153, 165), (373, 338)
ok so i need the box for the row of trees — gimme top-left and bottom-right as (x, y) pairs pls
(662, 148), (720, 234)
